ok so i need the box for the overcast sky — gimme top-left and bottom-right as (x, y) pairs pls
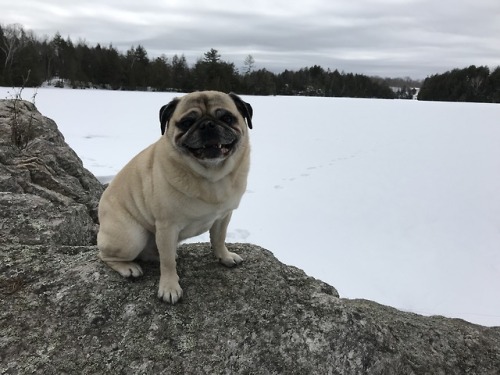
(2, 0), (499, 79)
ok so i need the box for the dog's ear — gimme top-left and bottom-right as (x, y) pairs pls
(229, 92), (253, 129)
(159, 98), (180, 135)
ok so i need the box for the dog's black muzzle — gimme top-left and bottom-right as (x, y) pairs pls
(182, 119), (238, 160)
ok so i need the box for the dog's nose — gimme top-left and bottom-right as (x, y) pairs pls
(199, 120), (216, 130)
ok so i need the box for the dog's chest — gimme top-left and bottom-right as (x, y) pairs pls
(177, 208), (228, 241)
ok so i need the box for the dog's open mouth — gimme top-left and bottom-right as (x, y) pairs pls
(185, 141), (236, 160)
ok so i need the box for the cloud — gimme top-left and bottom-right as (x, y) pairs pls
(2, 0), (500, 78)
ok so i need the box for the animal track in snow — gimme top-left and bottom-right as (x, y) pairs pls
(274, 154), (358, 190)
(227, 228), (250, 240)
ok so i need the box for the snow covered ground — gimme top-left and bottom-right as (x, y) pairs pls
(2, 87), (499, 327)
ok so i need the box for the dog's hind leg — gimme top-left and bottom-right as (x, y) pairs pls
(97, 221), (149, 278)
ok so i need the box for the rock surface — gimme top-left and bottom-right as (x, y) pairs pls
(0, 99), (103, 245)
(1, 99), (499, 374)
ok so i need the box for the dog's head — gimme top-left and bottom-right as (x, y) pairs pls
(159, 91), (252, 164)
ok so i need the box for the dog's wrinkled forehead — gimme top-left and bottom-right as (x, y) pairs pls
(176, 92), (233, 116)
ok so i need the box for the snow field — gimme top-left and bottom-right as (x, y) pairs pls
(2, 87), (499, 326)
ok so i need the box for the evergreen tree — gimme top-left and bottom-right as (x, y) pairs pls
(150, 55), (172, 91)
(171, 54), (191, 91)
(123, 45), (149, 90)
(487, 67), (500, 103)
(203, 48), (221, 64)
(418, 65), (498, 103)
(193, 49), (238, 92)
(242, 68), (276, 95)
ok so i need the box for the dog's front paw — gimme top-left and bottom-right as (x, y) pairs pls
(219, 252), (243, 268)
(158, 278), (183, 304)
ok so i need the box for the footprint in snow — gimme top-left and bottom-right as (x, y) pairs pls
(227, 229), (250, 240)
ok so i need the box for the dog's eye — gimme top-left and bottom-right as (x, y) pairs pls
(220, 114), (235, 126)
(177, 118), (195, 131)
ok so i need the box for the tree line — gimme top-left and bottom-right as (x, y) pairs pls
(2, 24), (499, 102)
(418, 65), (500, 103)
(0, 24), (396, 98)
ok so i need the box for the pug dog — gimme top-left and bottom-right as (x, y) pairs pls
(97, 91), (253, 304)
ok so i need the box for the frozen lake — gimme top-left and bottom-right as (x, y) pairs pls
(2, 87), (499, 327)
